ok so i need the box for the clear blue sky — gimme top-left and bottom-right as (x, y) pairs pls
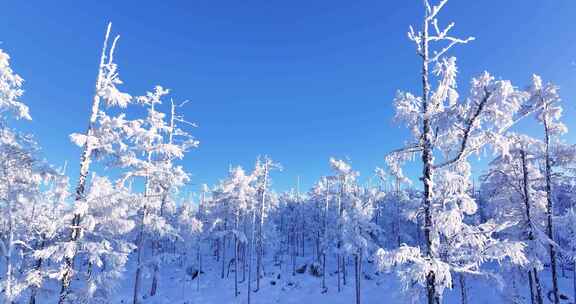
(2, 1), (576, 193)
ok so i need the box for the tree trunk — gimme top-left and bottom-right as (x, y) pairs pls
(301, 217), (305, 257)
(355, 253), (361, 304)
(337, 175), (344, 292)
(573, 262), (576, 304)
(528, 270), (536, 304)
(242, 241), (247, 283)
(459, 274), (467, 304)
(58, 24), (113, 304)
(343, 256), (347, 286)
(197, 245), (201, 292)
(291, 230), (296, 276)
(247, 196), (257, 304)
(221, 235), (226, 279)
(150, 262), (159, 296)
(29, 237), (46, 304)
(420, 9), (439, 304)
(221, 216), (227, 279)
(322, 253), (327, 291)
(234, 212), (239, 297)
(256, 163), (269, 291)
(132, 205), (148, 304)
(395, 178), (402, 246)
(149, 192), (170, 297)
(132, 144), (155, 304)
(521, 150), (543, 304)
(4, 192), (14, 304)
(521, 149), (534, 236)
(337, 253), (341, 292)
(235, 235), (239, 296)
(532, 269), (544, 304)
(543, 116), (560, 304)
(316, 231), (321, 264)
(256, 209), (262, 290)
(150, 234), (161, 297)
(322, 179), (329, 291)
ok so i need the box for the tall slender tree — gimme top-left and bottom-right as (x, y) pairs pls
(480, 135), (548, 304)
(59, 22), (131, 303)
(526, 75), (568, 304)
(379, 1), (537, 302)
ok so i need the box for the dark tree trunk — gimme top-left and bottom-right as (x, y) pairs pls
(150, 263), (159, 296)
(235, 235), (239, 297)
(532, 269), (544, 304)
(459, 274), (467, 304)
(343, 256), (347, 286)
(528, 270), (536, 304)
(197, 245), (201, 291)
(337, 253), (341, 292)
(322, 253), (327, 291)
(573, 262), (576, 304)
(221, 234), (226, 279)
(355, 253), (362, 304)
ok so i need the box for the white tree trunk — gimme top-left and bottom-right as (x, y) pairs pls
(28, 236), (46, 304)
(256, 161), (269, 291)
(247, 196), (257, 304)
(133, 147), (154, 304)
(132, 208), (146, 304)
(322, 179), (330, 291)
(59, 23), (114, 304)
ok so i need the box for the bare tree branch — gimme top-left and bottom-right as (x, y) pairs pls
(434, 89), (491, 169)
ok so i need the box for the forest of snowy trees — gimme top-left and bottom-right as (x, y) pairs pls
(1, 1), (576, 303)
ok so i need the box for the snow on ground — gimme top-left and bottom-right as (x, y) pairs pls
(19, 253), (575, 303)
(91, 257), (552, 304)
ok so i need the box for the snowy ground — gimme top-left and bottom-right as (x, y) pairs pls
(27, 255), (576, 303)
(100, 258), (554, 304)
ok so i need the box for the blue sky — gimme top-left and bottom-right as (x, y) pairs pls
(2, 1), (576, 193)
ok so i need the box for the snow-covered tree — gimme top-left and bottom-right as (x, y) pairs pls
(211, 166), (255, 296)
(379, 1), (533, 302)
(26, 170), (69, 304)
(59, 22), (132, 303)
(340, 179), (379, 304)
(247, 156), (280, 304)
(0, 140), (52, 303)
(306, 177), (331, 274)
(525, 74), (568, 304)
(39, 175), (137, 303)
(175, 199), (205, 291)
(117, 86), (196, 304)
(556, 207), (576, 302)
(328, 157), (359, 292)
(480, 134), (552, 303)
(373, 168), (419, 249)
(0, 46), (52, 303)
